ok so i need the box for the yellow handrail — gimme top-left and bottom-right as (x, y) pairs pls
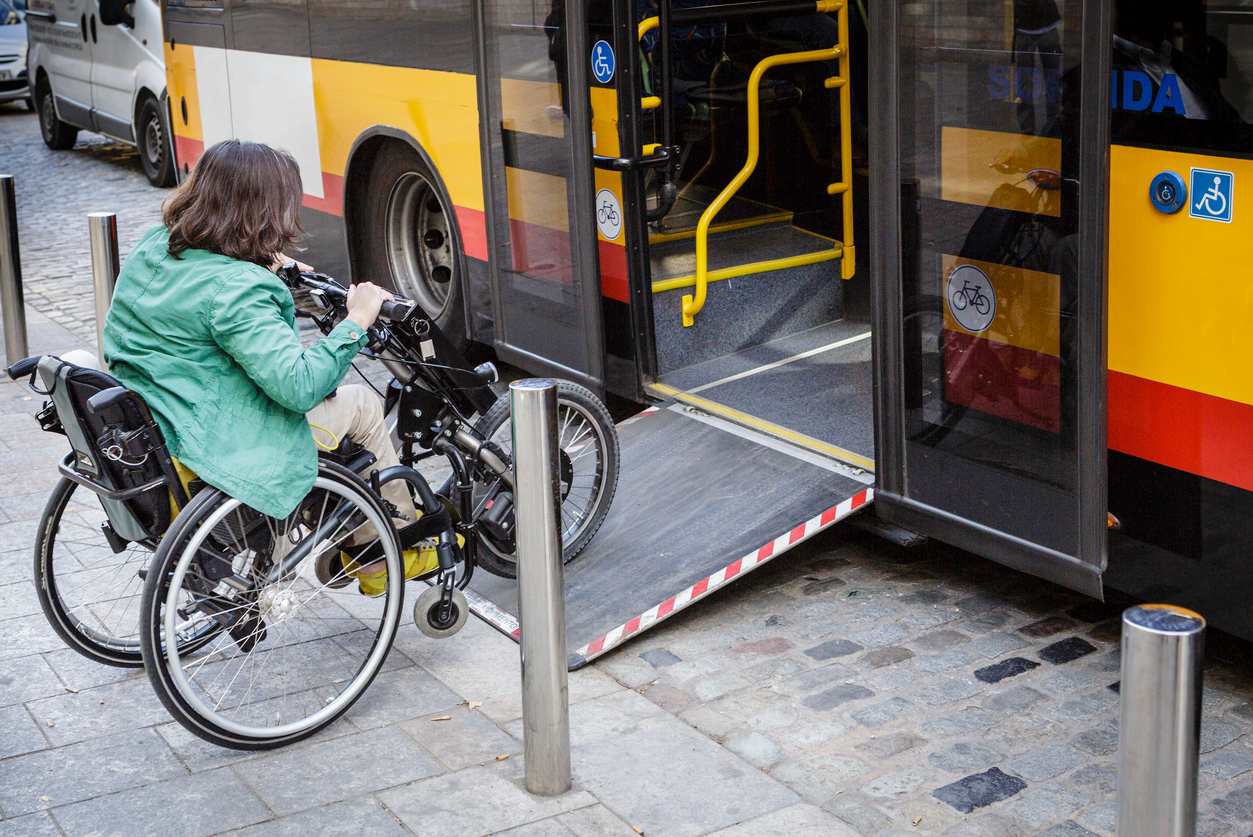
(683, 36), (846, 327)
(639, 16), (658, 40)
(827, 0), (855, 279)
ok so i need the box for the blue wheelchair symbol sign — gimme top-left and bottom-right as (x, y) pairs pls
(591, 41), (615, 84)
(1189, 168), (1233, 223)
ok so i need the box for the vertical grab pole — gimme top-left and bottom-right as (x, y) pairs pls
(1116, 604), (1206, 837)
(511, 379), (572, 797)
(88, 212), (120, 368)
(0, 176), (28, 366)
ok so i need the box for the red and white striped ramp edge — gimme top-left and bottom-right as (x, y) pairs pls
(464, 487), (873, 667)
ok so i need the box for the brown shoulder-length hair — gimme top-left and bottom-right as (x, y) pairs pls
(164, 140), (305, 266)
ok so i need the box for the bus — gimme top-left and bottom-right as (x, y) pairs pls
(157, 0), (1253, 658)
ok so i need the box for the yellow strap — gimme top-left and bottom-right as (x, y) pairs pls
(309, 423), (341, 451)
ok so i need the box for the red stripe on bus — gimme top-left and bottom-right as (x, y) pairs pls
(173, 135), (204, 169)
(457, 207), (489, 262)
(598, 240), (629, 303)
(943, 329), (1061, 433)
(1109, 371), (1253, 493)
(301, 172), (344, 216)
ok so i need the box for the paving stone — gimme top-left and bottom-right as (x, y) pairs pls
(0, 812), (61, 837)
(915, 677), (982, 706)
(854, 732), (925, 761)
(639, 648), (681, 668)
(852, 623), (910, 647)
(900, 589), (948, 605)
(731, 637), (793, 655)
(25, 675), (172, 747)
(929, 742), (1006, 773)
(917, 649), (974, 673)
(235, 727), (443, 816)
(851, 696), (913, 728)
(802, 682), (875, 710)
(1201, 719), (1243, 753)
(899, 608), (960, 631)
(800, 577), (847, 595)
(1070, 763), (1118, 794)
(912, 630), (971, 653)
(778, 720), (851, 750)
(1077, 801), (1116, 833)
(1039, 637), (1098, 665)
(746, 657), (805, 680)
(39, 649), (137, 692)
(643, 684), (691, 712)
(781, 665), (850, 694)
(921, 707), (999, 737)
(962, 613), (1014, 634)
(704, 802), (861, 836)
(983, 686), (1047, 713)
(1200, 748), (1253, 780)
(969, 633), (1030, 659)
(863, 768), (929, 799)
(804, 639), (864, 661)
(1042, 670), (1102, 695)
(975, 657), (1040, 684)
(565, 692), (798, 837)
(868, 668), (917, 691)
(0, 728), (185, 816)
(822, 795), (893, 832)
(932, 767), (1027, 813)
(556, 804), (642, 837)
(1050, 691), (1118, 721)
(1006, 744), (1085, 781)
(1041, 821), (1100, 837)
(341, 666), (463, 731)
(0, 655), (64, 708)
(1004, 785), (1091, 828)
(399, 707), (520, 771)
(1072, 721), (1119, 756)
(725, 731), (783, 768)
(0, 705), (47, 760)
(1019, 616), (1077, 638)
(690, 673), (751, 702)
(53, 767), (269, 837)
(939, 812), (1027, 836)
(1087, 621), (1122, 643)
(860, 646), (914, 668)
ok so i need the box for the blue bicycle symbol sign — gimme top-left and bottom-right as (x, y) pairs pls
(591, 41), (615, 84)
(1189, 168), (1233, 223)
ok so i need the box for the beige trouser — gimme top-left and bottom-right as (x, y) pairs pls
(306, 385), (418, 544)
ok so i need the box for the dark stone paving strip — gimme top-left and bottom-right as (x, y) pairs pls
(1019, 616), (1077, 638)
(932, 766), (1028, 813)
(1039, 637), (1098, 665)
(802, 682), (875, 710)
(804, 639), (863, 661)
(974, 657), (1041, 684)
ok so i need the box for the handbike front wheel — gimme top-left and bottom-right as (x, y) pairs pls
(139, 461), (404, 750)
(471, 380), (619, 579)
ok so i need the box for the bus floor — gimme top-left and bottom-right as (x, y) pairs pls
(653, 317), (875, 467)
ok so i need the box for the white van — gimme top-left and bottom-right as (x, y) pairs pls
(24, 0), (174, 186)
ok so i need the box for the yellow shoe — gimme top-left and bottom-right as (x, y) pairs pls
(356, 535), (464, 598)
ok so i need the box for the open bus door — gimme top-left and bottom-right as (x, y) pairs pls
(868, 0), (1111, 597)
(478, 0), (607, 392)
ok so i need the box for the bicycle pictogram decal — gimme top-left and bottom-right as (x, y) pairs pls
(946, 264), (997, 333)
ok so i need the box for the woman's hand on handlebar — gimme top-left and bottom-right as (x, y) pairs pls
(345, 282), (392, 330)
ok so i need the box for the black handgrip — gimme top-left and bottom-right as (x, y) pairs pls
(379, 298), (415, 322)
(7, 356), (40, 381)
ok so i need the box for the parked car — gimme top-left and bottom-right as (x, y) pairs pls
(24, 0), (174, 186)
(0, 0), (32, 110)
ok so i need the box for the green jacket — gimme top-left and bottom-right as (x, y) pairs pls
(103, 226), (369, 517)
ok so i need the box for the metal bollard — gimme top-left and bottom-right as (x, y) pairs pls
(510, 379), (572, 797)
(0, 176), (28, 365)
(1117, 604), (1206, 837)
(88, 212), (120, 367)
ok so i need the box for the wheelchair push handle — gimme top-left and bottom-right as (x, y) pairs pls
(276, 262), (417, 324)
(7, 355), (40, 381)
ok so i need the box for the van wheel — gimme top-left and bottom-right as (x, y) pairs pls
(36, 79), (77, 150)
(360, 143), (466, 350)
(25, 97), (35, 112)
(138, 98), (176, 187)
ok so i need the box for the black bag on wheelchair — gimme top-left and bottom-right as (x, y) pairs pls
(37, 356), (183, 546)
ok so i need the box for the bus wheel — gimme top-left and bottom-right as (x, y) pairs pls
(362, 144), (466, 349)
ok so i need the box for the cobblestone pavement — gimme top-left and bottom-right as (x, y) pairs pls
(4, 99), (1253, 837)
(0, 104), (168, 345)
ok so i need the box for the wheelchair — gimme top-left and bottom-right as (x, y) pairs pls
(12, 354), (463, 750)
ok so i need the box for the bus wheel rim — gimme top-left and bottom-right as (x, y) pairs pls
(385, 171), (454, 319)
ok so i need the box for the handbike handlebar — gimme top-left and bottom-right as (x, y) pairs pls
(277, 263), (417, 324)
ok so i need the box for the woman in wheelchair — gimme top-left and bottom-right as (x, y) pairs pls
(103, 139), (437, 596)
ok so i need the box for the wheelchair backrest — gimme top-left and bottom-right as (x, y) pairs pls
(38, 356), (174, 543)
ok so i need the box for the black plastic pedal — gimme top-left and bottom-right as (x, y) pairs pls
(100, 522), (129, 554)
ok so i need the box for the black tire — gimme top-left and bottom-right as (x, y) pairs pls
(140, 461), (404, 750)
(35, 78), (77, 150)
(137, 97), (176, 187)
(359, 142), (467, 351)
(34, 477), (219, 667)
(471, 380), (619, 578)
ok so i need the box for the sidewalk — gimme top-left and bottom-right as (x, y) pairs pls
(0, 309), (856, 837)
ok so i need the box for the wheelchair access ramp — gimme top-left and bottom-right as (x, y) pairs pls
(464, 403), (873, 668)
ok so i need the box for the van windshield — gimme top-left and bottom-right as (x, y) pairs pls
(0, 0), (19, 24)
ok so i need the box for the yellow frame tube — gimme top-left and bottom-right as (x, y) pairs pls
(683, 38), (844, 327)
(654, 247), (841, 293)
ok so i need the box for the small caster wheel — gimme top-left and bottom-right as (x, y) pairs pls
(414, 585), (468, 638)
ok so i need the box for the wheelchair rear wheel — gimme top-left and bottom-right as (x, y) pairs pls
(139, 461), (405, 750)
(35, 477), (220, 667)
